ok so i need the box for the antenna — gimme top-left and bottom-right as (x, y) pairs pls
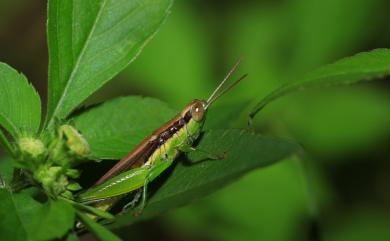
(205, 74), (247, 109)
(205, 58), (246, 109)
(206, 58), (243, 104)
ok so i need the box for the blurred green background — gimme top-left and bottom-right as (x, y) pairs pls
(1, 0), (390, 240)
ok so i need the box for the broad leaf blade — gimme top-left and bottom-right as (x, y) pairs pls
(74, 96), (176, 159)
(249, 49), (390, 120)
(0, 63), (41, 138)
(110, 129), (300, 228)
(46, 0), (173, 126)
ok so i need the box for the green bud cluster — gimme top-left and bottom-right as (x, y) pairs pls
(16, 124), (90, 198)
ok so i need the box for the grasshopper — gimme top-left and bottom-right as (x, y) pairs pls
(77, 59), (246, 215)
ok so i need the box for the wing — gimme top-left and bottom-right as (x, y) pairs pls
(93, 135), (158, 185)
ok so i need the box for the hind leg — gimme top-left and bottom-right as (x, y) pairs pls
(133, 176), (150, 216)
(121, 189), (142, 212)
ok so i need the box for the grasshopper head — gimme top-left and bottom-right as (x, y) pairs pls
(181, 59), (246, 124)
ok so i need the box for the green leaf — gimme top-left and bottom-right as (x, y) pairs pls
(46, 0), (173, 127)
(74, 96), (175, 159)
(28, 199), (75, 241)
(77, 212), (121, 241)
(0, 189), (75, 241)
(0, 63), (41, 138)
(249, 49), (390, 121)
(109, 129), (300, 228)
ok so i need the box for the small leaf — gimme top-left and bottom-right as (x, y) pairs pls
(109, 129), (300, 228)
(77, 212), (121, 241)
(249, 49), (390, 121)
(74, 96), (175, 159)
(67, 182), (82, 191)
(46, 0), (173, 127)
(0, 63), (41, 138)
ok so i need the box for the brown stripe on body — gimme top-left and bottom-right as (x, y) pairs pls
(94, 102), (194, 186)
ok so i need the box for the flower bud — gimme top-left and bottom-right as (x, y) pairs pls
(18, 136), (45, 158)
(59, 124), (90, 158)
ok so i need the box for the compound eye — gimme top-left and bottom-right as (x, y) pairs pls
(191, 102), (205, 122)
